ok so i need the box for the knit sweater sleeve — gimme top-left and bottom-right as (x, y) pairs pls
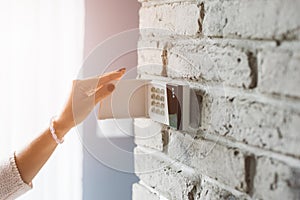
(0, 154), (32, 200)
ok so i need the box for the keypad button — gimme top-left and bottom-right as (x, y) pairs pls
(156, 95), (160, 100)
(155, 88), (160, 93)
(151, 101), (155, 106)
(151, 87), (155, 92)
(151, 94), (155, 99)
(160, 96), (164, 101)
(161, 103), (165, 108)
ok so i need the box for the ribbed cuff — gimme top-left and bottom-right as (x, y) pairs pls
(0, 153), (32, 200)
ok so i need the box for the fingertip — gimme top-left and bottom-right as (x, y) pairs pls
(117, 67), (126, 72)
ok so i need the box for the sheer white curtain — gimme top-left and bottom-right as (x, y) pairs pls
(0, 0), (84, 199)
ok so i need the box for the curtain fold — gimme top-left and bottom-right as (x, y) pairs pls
(0, 1), (85, 199)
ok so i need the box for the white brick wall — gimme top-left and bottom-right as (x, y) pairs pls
(258, 49), (300, 98)
(167, 131), (248, 192)
(203, 0), (300, 40)
(200, 90), (300, 156)
(132, 183), (160, 200)
(134, 0), (300, 199)
(134, 119), (165, 151)
(253, 157), (300, 200)
(139, 2), (200, 35)
(135, 147), (200, 200)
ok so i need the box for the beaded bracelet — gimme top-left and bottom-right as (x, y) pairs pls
(49, 116), (64, 144)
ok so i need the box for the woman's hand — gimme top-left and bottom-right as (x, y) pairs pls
(54, 68), (126, 134)
(14, 68), (125, 187)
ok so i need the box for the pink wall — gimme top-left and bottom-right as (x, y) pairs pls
(84, 0), (140, 56)
(82, 1), (141, 199)
(84, 0), (140, 78)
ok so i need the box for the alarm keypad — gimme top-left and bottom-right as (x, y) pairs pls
(149, 85), (166, 116)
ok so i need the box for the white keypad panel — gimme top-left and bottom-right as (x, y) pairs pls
(148, 82), (169, 125)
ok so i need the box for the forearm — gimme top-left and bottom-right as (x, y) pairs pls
(15, 120), (71, 184)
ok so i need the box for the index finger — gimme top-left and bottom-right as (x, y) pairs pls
(76, 68), (125, 92)
(97, 68), (126, 86)
(81, 68), (125, 86)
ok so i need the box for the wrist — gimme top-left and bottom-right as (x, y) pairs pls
(52, 118), (71, 139)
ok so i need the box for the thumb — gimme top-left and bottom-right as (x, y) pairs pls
(95, 83), (115, 103)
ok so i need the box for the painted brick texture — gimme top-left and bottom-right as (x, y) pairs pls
(134, 0), (300, 199)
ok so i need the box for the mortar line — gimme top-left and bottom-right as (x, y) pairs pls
(200, 132), (300, 168)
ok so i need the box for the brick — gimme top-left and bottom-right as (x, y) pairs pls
(138, 38), (256, 88)
(134, 147), (200, 200)
(280, 41), (300, 51)
(198, 179), (248, 200)
(134, 118), (165, 151)
(139, 2), (199, 36)
(168, 42), (254, 88)
(137, 41), (163, 77)
(167, 130), (249, 192)
(203, 0), (300, 40)
(201, 91), (300, 156)
(132, 183), (160, 200)
(253, 157), (300, 200)
(258, 50), (300, 98)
